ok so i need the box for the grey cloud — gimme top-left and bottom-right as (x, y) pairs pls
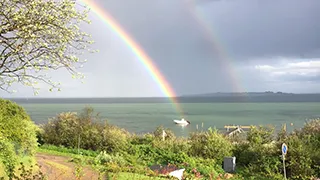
(107, 0), (320, 61)
(2, 0), (320, 97)
(92, 0), (320, 95)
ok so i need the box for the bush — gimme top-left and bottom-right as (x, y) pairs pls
(100, 125), (130, 153)
(41, 107), (130, 153)
(94, 151), (126, 166)
(189, 127), (233, 163)
(247, 125), (275, 145)
(284, 119), (320, 179)
(0, 99), (39, 177)
(233, 125), (282, 179)
(153, 126), (175, 140)
(285, 134), (314, 180)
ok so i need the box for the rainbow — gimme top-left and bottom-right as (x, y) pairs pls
(185, 0), (246, 93)
(79, 0), (184, 116)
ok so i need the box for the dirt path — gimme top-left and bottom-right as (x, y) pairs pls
(36, 153), (100, 180)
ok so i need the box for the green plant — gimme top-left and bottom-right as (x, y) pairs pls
(233, 125), (282, 179)
(189, 127), (233, 163)
(153, 126), (175, 141)
(71, 156), (85, 180)
(14, 162), (46, 180)
(101, 125), (130, 153)
(41, 107), (130, 153)
(94, 151), (126, 166)
(0, 99), (39, 177)
(247, 125), (275, 145)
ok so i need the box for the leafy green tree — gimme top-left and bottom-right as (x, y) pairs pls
(0, 0), (95, 94)
(0, 99), (39, 177)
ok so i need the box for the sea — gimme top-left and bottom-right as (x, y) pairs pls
(8, 94), (320, 137)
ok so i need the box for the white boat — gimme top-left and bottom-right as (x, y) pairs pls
(173, 118), (190, 126)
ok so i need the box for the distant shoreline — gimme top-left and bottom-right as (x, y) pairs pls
(6, 93), (320, 103)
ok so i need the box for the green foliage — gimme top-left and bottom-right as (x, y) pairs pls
(40, 106), (130, 153)
(94, 151), (126, 167)
(234, 143), (282, 179)
(0, 99), (39, 177)
(285, 135), (314, 180)
(189, 127), (233, 163)
(0, 137), (17, 178)
(247, 125), (275, 145)
(12, 162), (45, 180)
(39, 144), (98, 157)
(283, 119), (320, 179)
(153, 126), (175, 140)
(0, 0), (96, 93)
(101, 125), (130, 153)
(233, 125), (282, 179)
(39, 107), (320, 179)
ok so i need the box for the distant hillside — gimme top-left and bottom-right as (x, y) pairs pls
(177, 92), (320, 103)
(7, 92), (320, 103)
(180, 91), (295, 97)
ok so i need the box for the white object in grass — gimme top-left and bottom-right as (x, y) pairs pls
(169, 168), (185, 180)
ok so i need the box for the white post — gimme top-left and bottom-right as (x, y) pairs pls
(162, 130), (166, 141)
(283, 154), (287, 180)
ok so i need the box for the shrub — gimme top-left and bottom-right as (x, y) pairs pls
(285, 134), (314, 180)
(189, 127), (233, 163)
(100, 125), (130, 153)
(0, 137), (17, 178)
(233, 125), (283, 179)
(94, 151), (126, 166)
(247, 125), (275, 145)
(283, 119), (320, 179)
(153, 126), (175, 140)
(41, 112), (80, 148)
(41, 107), (130, 153)
(0, 99), (39, 177)
(130, 133), (154, 145)
(233, 142), (282, 179)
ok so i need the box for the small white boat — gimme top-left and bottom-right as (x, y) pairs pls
(173, 118), (190, 126)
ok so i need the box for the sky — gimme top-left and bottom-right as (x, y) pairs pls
(2, 0), (320, 97)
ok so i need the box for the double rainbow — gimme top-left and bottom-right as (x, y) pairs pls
(185, 0), (245, 93)
(80, 0), (184, 116)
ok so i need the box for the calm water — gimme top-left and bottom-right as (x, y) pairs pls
(19, 102), (320, 137)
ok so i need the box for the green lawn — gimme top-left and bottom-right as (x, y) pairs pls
(107, 172), (168, 180)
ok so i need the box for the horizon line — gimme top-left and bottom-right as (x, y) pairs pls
(5, 92), (320, 99)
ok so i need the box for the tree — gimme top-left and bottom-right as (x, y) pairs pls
(0, 0), (95, 94)
(0, 99), (39, 177)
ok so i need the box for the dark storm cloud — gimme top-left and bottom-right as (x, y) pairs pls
(94, 0), (320, 94)
(2, 0), (320, 97)
(202, 0), (320, 62)
(101, 0), (320, 62)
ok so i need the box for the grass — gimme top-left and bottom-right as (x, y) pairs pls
(37, 144), (98, 158)
(107, 172), (167, 180)
(37, 146), (171, 180)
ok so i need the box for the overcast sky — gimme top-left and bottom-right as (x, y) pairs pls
(2, 0), (320, 97)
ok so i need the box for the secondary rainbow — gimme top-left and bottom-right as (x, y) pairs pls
(80, 0), (184, 116)
(185, 0), (246, 93)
